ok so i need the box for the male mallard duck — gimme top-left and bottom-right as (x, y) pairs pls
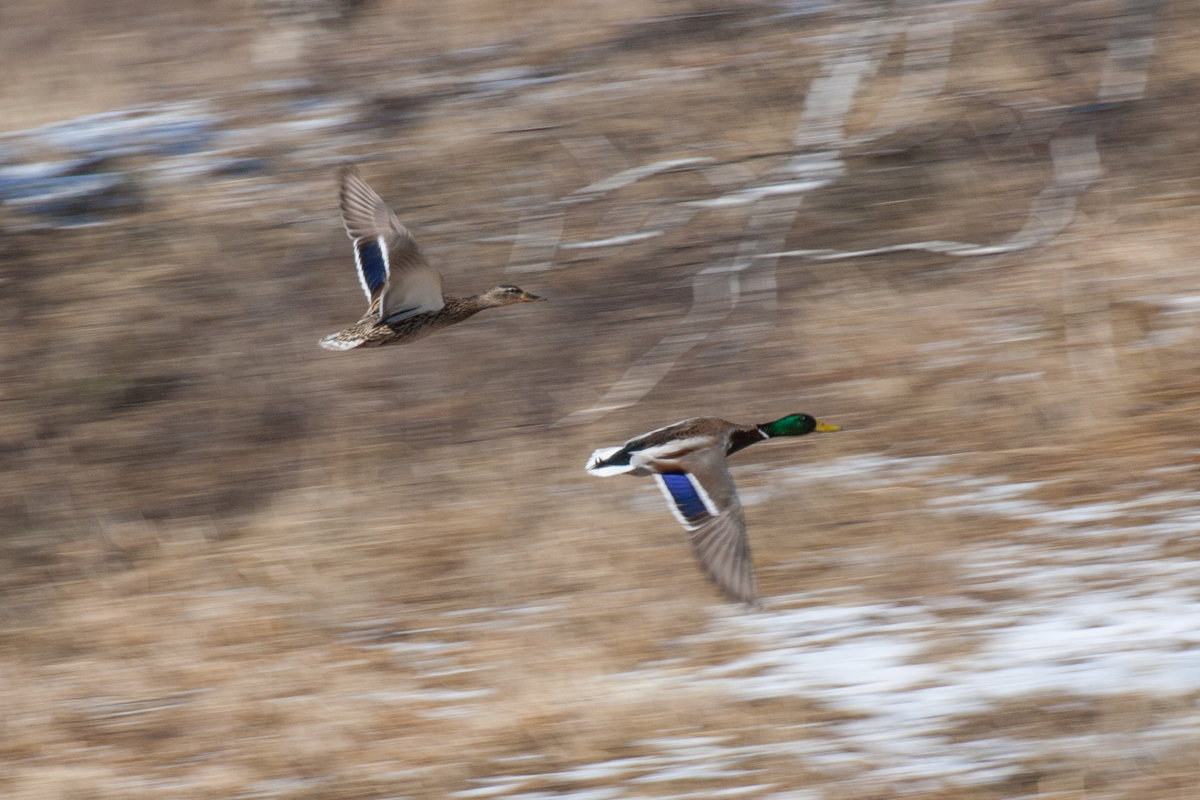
(586, 414), (840, 606)
(319, 167), (545, 350)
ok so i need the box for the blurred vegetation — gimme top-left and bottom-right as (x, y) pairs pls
(2, 0), (1199, 798)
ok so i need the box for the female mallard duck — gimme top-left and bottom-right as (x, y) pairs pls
(319, 167), (545, 350)
(586, 414), (840, 606)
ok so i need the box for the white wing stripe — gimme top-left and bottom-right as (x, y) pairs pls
(352, 238), (371, 306)
(688, 473), (720, 517)
(376, 234), (391, 312)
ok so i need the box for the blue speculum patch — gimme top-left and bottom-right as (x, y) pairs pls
(661, 472), (709, 525)
(356, 239), (388, 298)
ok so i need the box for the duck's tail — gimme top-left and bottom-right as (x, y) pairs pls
(319, 331), (365, 351)
(585, 446), (634, 477)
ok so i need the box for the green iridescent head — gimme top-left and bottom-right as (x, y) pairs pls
(760, 413), (840, 438)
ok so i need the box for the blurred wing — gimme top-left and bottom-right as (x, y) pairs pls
(339, 168), (444, 319)
(653, 455), (758, 605)
(686, 496), (757, 605)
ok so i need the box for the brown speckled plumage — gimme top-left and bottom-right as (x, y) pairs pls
(321, 286), (545, 350)
(319, 167), (544, 351)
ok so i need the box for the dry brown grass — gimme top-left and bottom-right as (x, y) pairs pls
(4, 1), (1200, 798)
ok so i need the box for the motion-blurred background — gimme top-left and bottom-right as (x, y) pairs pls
(3, 0), (1198, 797)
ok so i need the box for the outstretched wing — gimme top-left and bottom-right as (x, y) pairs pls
(652, 452), (758, 605)
(339, 168), (444, 320)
